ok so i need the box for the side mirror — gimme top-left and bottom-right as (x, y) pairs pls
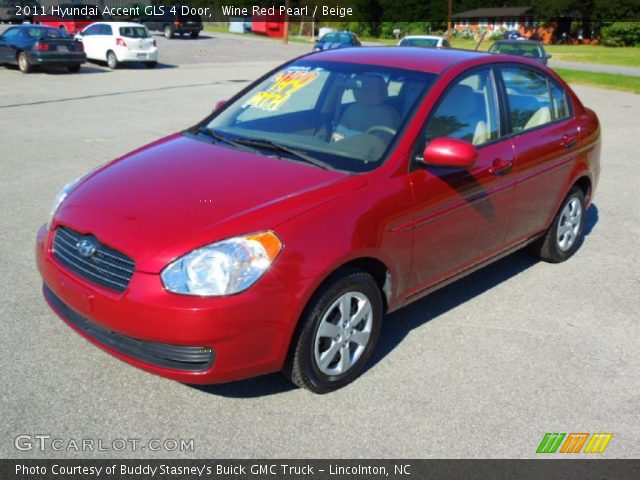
(419, 137), (478, 169)
(213, 100), (226, 112)
(546, 54), (552, 59)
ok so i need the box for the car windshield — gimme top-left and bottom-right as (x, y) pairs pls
(491, 43), (543, 58)
(200, 61), (435, 173)
(119, 26), (150, 38)
(402, 38), (439, 47)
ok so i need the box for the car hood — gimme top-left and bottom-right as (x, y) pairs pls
(54, 133), (359, 273)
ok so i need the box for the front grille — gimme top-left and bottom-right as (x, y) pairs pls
(44, 285), (215, 372)
(52, 226), (134, 293)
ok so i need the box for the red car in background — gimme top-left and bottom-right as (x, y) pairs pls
(37, 47), (601, 393)
(35, 4), (103, 35)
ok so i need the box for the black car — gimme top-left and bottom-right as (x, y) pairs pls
(139, 8), (203, 39)
(0, 25), (86, 73)
(313, 31), (361, 51)
(489, 39), (551, 65)
(0, 1), (20, 23)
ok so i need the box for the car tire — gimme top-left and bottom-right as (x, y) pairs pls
(190, 31), (199, 39)
(18, 52), (31, 73)
(144, 61), (157, 69)
(164, 25), (174, 39)
(67, 64), (81, 73)
(533, 186), (586, 263)
(284, 269), (383, 393)
(106, 50), (118, 69)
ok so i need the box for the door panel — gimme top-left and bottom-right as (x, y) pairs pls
(409, 140), (515, 292)
(408, 67), (515, 294)
(499, 65), (579, 244)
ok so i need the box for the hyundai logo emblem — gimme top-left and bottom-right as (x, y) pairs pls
(76, 237), (97, 258)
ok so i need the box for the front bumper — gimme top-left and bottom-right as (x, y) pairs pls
(36, 225), (301, 384)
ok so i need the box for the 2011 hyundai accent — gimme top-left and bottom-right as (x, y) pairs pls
(37, 47), (601, 393)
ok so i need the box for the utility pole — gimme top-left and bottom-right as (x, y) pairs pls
(447, 0), (452, 42)
(283, 0), (289, 45)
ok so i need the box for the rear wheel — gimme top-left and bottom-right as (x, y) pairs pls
(190, 31), (199, 39)
(144, 61), (157, 69)
(532, 186), (586, 263)
(106, 50), (118, 69)
(284, 269), (383, 393)
(163, 25), (174, 39)
(67, 64), (81, 73)
(18, 52), (31, 73)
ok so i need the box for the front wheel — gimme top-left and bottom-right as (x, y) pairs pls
(190, 31), (199, 39)
(284, 269), (383, 393)
(532, 186), (586, 263)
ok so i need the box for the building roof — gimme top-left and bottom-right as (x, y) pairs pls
(452, 6), (535, 19)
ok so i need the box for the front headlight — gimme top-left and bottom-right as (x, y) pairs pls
(161, 231), (283, 296)
(47, 177), (82, 228)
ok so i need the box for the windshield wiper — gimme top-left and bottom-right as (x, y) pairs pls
(193, 127), (260, 154)
(232, 137), (335, 171)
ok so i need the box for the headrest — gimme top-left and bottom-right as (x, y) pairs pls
(353, 75), (388, 106)
(441, 84), (476, 118)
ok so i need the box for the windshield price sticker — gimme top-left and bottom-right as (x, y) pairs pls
(244, 69), (319, 111)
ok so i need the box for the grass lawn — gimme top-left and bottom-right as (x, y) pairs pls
(544, 45), (640, 67)
(450, 38), (640, 66)
(554, 68), (640, 94)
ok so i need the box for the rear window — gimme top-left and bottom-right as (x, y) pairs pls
(27, 27), (68, 39)
(492, 42), (542, 59)
(119, 26), (150, 38)
(401, 38), (439, 47)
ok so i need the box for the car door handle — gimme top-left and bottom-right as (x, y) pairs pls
(488, 158), (513, 176)
(560, 134), (578, 149)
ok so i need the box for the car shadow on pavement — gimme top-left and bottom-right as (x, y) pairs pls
(189, 373), (296, 398)
(190, 204), (599, 398)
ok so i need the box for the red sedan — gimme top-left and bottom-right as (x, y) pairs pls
(37, 47), (601, 393)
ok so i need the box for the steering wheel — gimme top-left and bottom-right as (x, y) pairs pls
(366, 125), (397, 136)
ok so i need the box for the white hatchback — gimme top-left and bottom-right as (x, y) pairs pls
(76, 22), (158, 69)
(398, 35), (451, 48)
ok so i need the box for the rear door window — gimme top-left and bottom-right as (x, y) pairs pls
(500, 66), (559, 133)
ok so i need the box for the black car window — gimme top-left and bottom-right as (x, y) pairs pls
(339, 34), (353, 44)
(120, 26), (151, 38)
(83, 24), (101, 36)
(421, 68), (501, 147)
(1, 28), (19, 40)
(501, 66), (556, 132)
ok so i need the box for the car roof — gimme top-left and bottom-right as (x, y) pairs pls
(308, 46), (492, 74)
(90, 22), (147, 28)
(494, 39), (542, 45)
(402, 35), (445, 40)
(10, 24), (58, 31)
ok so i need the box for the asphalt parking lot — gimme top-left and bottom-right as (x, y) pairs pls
(1, 28), (639, 459)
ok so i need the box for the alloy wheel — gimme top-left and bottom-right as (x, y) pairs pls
(313, 291), (373, 376)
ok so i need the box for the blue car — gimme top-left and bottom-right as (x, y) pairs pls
(0, 25), (86, 73)
(313, 31), (361, 52)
